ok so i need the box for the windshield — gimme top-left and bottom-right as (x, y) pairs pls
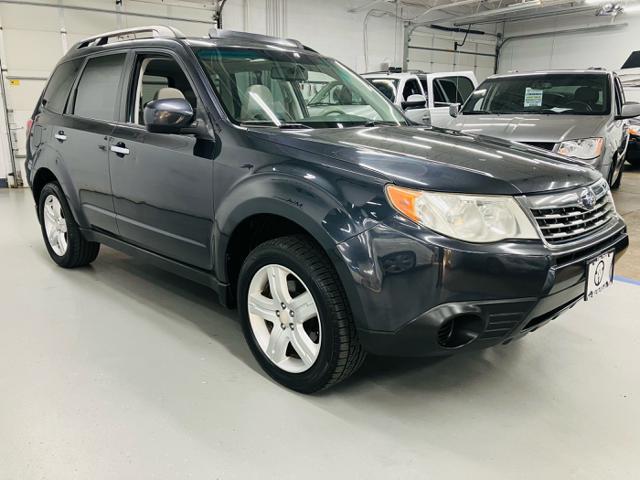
(461, 73), (610, 115)
(195, 47), (406, 128)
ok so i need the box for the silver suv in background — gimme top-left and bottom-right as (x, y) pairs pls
(362, 69), (477, 126)
(448, 70), (640, 188)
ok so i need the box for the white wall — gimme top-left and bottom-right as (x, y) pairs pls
(498, 12), (640, 73)
(223, 0), (404, 72)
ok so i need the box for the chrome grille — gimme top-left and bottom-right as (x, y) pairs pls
(527, 180), (615, 245)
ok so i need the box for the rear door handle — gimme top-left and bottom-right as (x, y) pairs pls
(110, 142), (129, 157)
(54, 131), (67, 142)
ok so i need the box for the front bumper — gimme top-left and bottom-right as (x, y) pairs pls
(335, 214), (628, 357)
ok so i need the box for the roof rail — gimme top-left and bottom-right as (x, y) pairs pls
(208, 28), (307, 50)
(76, 25), (185, 49)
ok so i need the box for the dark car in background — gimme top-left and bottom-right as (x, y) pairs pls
(26, 27), (628, 392)
(449, 70), (640, 189)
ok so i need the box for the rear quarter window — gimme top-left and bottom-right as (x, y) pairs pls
(41, 59), (83, 114)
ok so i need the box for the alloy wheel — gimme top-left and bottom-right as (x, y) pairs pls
(247, 264), (321, 373)
(43, 194), (68, 256)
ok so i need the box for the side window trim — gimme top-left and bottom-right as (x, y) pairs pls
(67, 50), (129, 122)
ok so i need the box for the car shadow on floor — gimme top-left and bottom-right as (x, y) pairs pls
(61, 246), (532, 398)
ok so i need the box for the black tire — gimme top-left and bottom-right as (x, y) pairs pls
(38, 182), (100, 268)
(611, 161), (623, 190)
(607, 157), (623, 190)
(238, 235), (366, 393)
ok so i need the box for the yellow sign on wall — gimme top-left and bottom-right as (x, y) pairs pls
(9, 79), (20, 86)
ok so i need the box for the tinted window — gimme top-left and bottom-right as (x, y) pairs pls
(461, 74), (610, 115)
(434, 76), (475, 105)
(73, 54), (126, 121)
(402, 79), (422, 100)
(42, 59), (82, 114)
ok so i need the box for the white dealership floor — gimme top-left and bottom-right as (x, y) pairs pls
(2, 187), (640, 479)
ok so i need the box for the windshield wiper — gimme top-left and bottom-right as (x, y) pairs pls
(240, 121), (312, 129)
(277, 122), (313, 129)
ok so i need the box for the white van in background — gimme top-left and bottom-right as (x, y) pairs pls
(361, 69), (477, 127)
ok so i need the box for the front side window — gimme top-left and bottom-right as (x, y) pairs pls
(42, 59), (83, 114)
(72, 54), (126, 121)
(402, 78), (422, 100)
(462, 74), (610, 115)
(433, 76), (475, 106)
(367, 78), (399, 102)
(128, 56), (198, 125)
(195, 48), (406, 128)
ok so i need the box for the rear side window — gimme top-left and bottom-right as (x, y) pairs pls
(72, 54), (126, 121)
(41, 59), (83, 114)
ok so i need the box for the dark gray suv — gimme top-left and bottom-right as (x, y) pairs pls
(26, 26), (628, 392)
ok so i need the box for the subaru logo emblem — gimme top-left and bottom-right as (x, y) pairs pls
(579, 188), (596, 210)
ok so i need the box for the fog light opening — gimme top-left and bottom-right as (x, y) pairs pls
(437, 314), (484, 348)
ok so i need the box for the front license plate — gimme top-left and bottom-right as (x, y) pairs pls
(585, 251), (614, 301)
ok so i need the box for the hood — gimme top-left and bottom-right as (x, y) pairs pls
(450, 114), (608, 144)
(248, 125), (600, 195)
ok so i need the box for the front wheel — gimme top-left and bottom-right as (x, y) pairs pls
(238, 235), (366, 393)
(608, 157), (623, 190)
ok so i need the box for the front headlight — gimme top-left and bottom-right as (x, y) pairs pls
(557, 137), (604, 160)
(386, 185), (539, 243)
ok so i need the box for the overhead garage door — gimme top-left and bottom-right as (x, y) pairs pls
(404, 26), (498, 82)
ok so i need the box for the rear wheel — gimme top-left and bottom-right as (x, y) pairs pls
(238, 235), (366, 393)
(38, 182), (100, 268)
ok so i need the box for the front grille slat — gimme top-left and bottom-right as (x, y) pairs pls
(528, 181), (614, 245)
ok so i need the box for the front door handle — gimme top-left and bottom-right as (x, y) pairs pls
(110, 142), (130, 157)
(54, 131), (67, 142)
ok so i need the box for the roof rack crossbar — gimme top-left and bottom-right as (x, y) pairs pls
(208, 28), (308, 51)
(76, 25), (185, 49)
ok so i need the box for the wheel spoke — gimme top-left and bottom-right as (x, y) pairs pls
(290, 327), (319, 367)
(289, 291), (317, 323)
(44, 204), (56, 224)
(247, 292), (278, 323)
(58, 232), (68, 253)
(266, 326), (289, 364)
(267, 265), (292, 304)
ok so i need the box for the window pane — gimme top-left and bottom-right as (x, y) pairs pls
(42, 59), (82, 114)
(461, 74), (610, 115)
(73, 54), (126, 121)
(131, 57), (197, 125)
(195, 48), (407, 127)
(434, 77), (475, 105)
(402, 79), (421, 100)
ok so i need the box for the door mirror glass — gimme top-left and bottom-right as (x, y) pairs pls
(401, 94), (427, 110)
(617, 102), (640, 120)
(449, 103), (460, 117)
(144, 98), (194, 133)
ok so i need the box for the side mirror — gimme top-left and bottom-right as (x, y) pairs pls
(449, 103), (460, 118)
(401, 94), (427, 110)
(144, 98), (194, 134)
(616, 102), (640, 120)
